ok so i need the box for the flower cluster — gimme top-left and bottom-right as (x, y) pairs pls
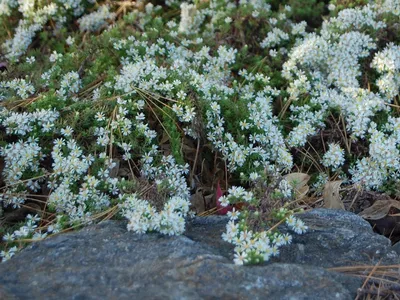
(2, 3), (57, 60)
(57, 71), (82, 101)
(1, 214), (50, 262)
(1, 138), (42, 185)
(0, 78), (35, 100)
(120, 153), (190, 236)
(1, 0), (400, 265)
(78, 6), (116, 32)
(220, 186), (307, 265)
(371, 43), (400, 98)
(47, 138), (113, 221)
(281, 2), (400, 189)
(1, 1), (116, 60)
(0, 108), (59, 135)
(322, 143), (345, 171)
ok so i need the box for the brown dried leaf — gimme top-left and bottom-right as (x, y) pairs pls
(160, 132), (170, 144)
(190, 188), (205, 214)
(323, 180), (344, 210)
(108, 159), (120, 178)
(358, 200), (400, 220)
(296, 185), (309, 200)
(284, 172), (310, 200)
(284, 172), (310, 190)
(204, 194), (214, 210)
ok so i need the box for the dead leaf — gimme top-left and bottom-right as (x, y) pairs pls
(190, 188), (205, 214)
(160, 131), (169, 144)
(203, 194), (214, 210)
(323, 181), (344, 210)
(358, 200), (400, 220)
(296, 185), (309, 200)
(108, 158), (120, 178)
(284, 172), (310, 200)
(284, 172), (310, 189)
(0, 62), (7, 72)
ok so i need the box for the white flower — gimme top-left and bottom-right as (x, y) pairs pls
(233, 251), (248, 265)
(61, 126), (74, 137)
(66, 36), (75, 46)
(2, 233), (15, 242)
(218, 195), (230, 207)
(269, 49), (278, 57)
(26, 56), (35, 64)
(49, 51), (62, 62)
(227, 208), (240, 220)
(95, 112), (106, 122)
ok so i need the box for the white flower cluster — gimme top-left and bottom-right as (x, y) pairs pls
(322, 143), (345, 170)
(0, 137), (42, 186)
(48, 138), (112, 221)
(371, 43), (400, 98)
(205, 70), (292, 172)
(340, 88), (387, 138)
(291, 21), (307, 36)
(0, 137), (44, 210)
(120, 193), (190, 235)
(0, 78), (35, 100)
(120, 153), (190, 236)
(49, 51), (63, 63)
(2, 1), (117, 60)
(0, 0), (18, 17)
(57, 0), (84, 16)
(377, 0), (400, 16)
(0, 246), (18, 262)
(0, 108), (59, 135)
(178, 2), (198, 34)
(276, 179), (293, 198)
(2, 3), (57, 60)
(350, 122), (400, 189)
(172, 104), (196, 123)
(18, 0), (35, 17)
(283, 31), (375, 89)
(323, 5), (385, 31)
(1, 214), (52, 262)
(280, 3), (400, 189)
(78, 5), (116, 32)
(221, 188), (307, 265)
(57, 71), (82, 100)
(261, 28), (289, 48)
(312, 172), (329, 194)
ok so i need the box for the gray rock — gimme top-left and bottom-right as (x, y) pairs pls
(0, 220), (360, 299)
(185, 209), (399, 267)
(0, 208), (397, 299)
(393, 241), (400, 255)
(274, 209), (399, 267)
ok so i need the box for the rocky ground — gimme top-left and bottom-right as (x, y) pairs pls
(0, 209), (399, 299)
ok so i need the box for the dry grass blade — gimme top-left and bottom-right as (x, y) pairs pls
(355, 260), (381, 300)
(329, 263), (400, 299)
(198, 207), (217, 217)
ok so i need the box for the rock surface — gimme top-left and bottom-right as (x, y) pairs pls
(0, 208), (398, 299)
(394, 241), (400, 255)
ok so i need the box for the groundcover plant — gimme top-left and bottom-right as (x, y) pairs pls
(0, 0), (399, 265)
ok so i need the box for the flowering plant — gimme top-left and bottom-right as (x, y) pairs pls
(0, 0), (400, 265)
